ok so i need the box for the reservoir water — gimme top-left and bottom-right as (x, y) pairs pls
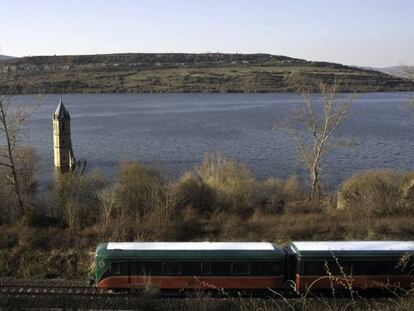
(15, 92), (414, 188)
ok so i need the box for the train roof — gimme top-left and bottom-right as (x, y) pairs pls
(96, 242), (285, 260)
(289, 241), (414, 259)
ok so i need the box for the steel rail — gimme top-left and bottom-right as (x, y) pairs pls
(0, 284), (127, 297)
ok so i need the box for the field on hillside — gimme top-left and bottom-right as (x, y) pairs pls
(1, 53), (413, 93)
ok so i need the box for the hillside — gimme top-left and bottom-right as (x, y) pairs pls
(1, 53), (413, 93)
(370, 66), (414, 79)
(0, 54), (15, 60)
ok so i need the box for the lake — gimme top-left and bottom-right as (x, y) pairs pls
(14, 92), (414, 188)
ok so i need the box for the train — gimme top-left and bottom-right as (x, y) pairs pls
(94, 241), (414, 294)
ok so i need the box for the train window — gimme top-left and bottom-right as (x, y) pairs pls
(201, 262), (212, 275)
(354, 261), (390, 275)
(110, 262), (120, 274)
(162, 262), (181, 275)
(326, 261), (351, 275)
(303, 262), (325, 275)
(131, 262), (146, 275)
(273, 263), (281, 274)
(232, 262), (250, 275)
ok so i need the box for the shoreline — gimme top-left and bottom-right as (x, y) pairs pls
(8, 90), (414, 96)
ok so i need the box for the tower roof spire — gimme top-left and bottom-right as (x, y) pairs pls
(54, 98), (70, 119)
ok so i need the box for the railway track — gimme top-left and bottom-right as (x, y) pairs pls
(0, 283), (140, 309)
(1, 282), (412, 310)
(0, 284), (125, 297)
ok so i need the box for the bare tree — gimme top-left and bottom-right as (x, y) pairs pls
(0, 94), (37, 215)
(52, 170), (106, 229)
(275, 81), (353, 199)
(98, 184), (119, 227)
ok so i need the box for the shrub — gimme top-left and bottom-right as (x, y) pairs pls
(196, 153), (261, 215)
(169, 171), (217, 213)
(284, 199), (327, 214)
(0, 226), (19, 248)
(259, 178), (285, 213)
(14, 146), (37, 195)
(338, 170), (407, 215)
(218, 214), (250, 240)
(165, 206), (205, 241)
(115, 161), (165, 220)
(260, 176), (305, 213)
(401, 171), (414, 208)
(282, 176), (306, 202)
(27, 213), (60, 228)
(52, 170), (107, 228)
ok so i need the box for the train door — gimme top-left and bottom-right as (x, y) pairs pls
(283, 248), (297, 287)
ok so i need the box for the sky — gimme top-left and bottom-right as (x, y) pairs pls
(1, 0), (413, 67)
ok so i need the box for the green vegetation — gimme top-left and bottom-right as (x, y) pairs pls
(1, 53), (413, 93)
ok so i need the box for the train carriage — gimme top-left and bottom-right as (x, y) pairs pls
(95, 240), (414, 293)
(95, 242), (286, 291)
(289, 241), (414, 291)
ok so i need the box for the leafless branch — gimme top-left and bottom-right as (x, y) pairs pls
(0, 87), (39, 216)
(274, 80), (353, 198)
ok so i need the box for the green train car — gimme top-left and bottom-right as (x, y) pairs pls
(95, 242), (287, 290)
(95, 241), (414, 293)
(289, 241), (414, 291)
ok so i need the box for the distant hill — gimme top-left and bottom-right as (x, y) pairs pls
(0, 54), (16, 60)
(368, 66), (414, 79)
(1, 53), (413, 93)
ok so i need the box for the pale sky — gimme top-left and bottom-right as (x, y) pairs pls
(1, 0), (413, 67)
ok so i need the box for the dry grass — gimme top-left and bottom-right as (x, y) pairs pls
(1, 293), (413, 310)
(1, 154), (414, 280)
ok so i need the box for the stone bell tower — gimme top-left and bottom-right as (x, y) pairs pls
(53, 99), (76, 172)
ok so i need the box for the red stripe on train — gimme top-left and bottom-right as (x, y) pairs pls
(295, 274), (414, 290)
(97, 275), (285, 289)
